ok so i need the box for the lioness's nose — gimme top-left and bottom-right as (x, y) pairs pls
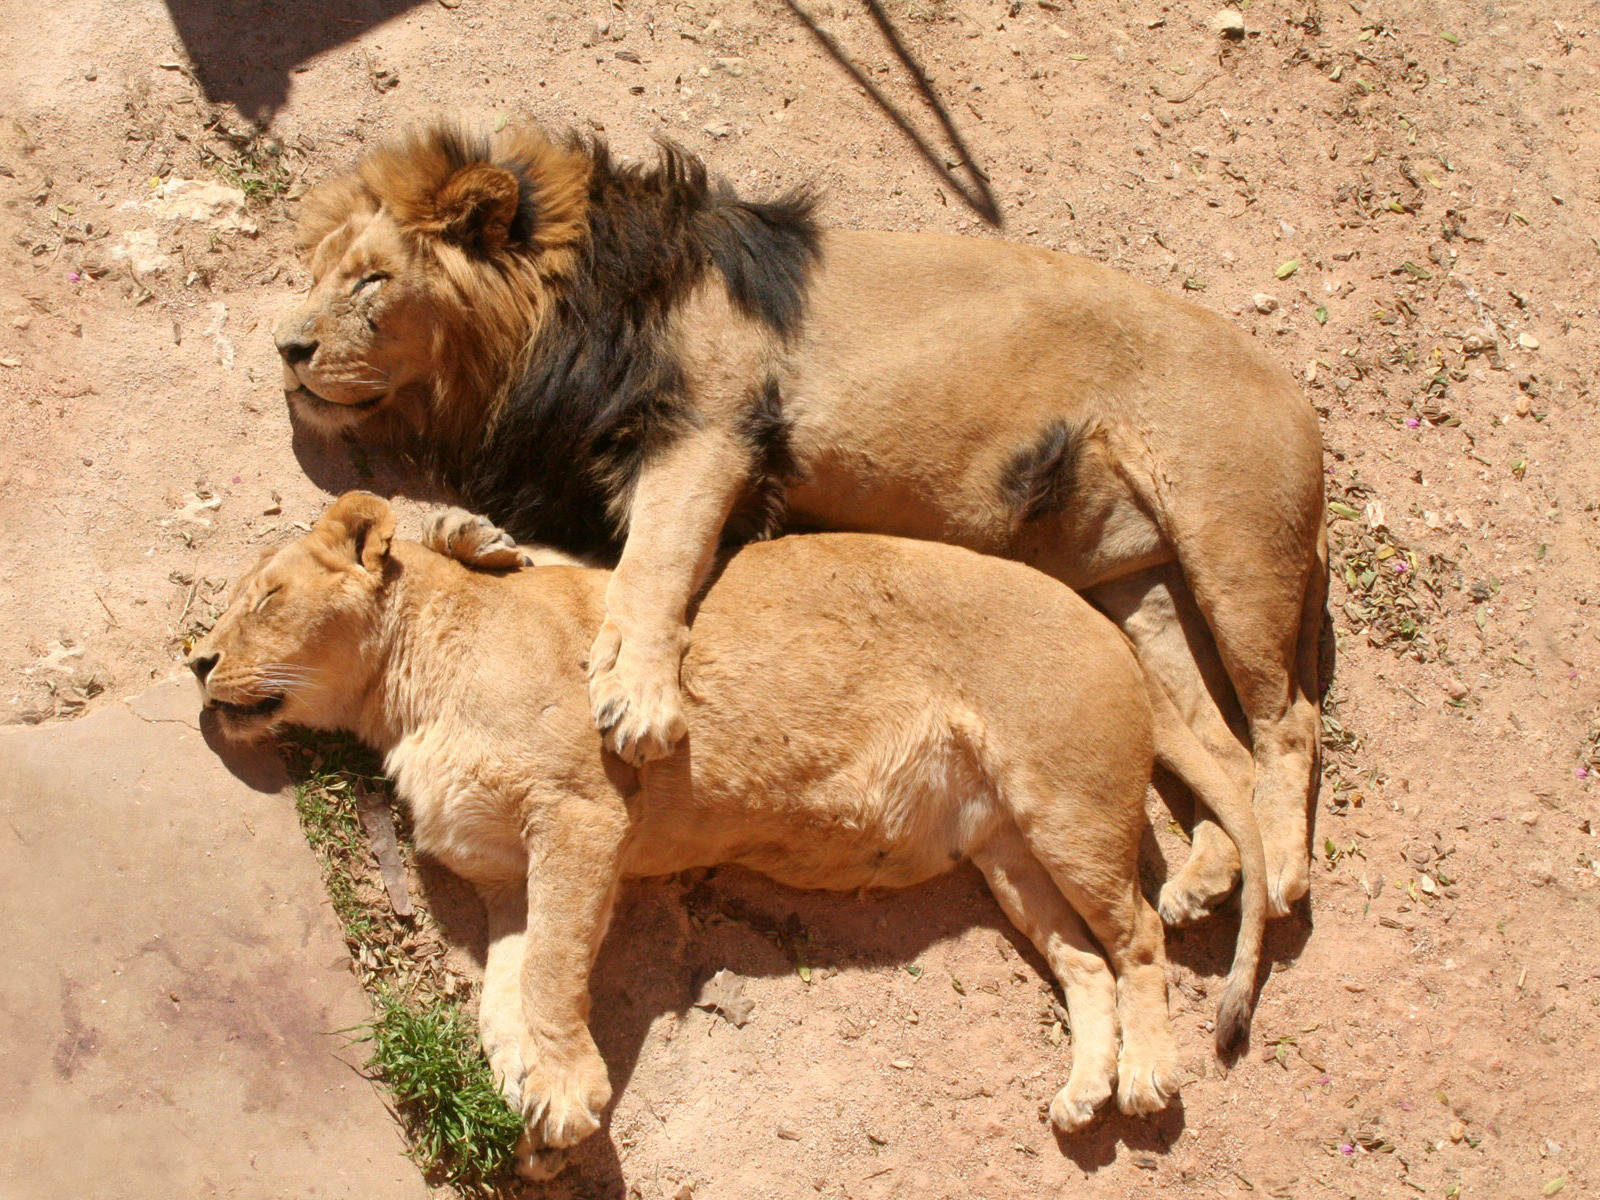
(190, 653), (219, 683)
(276, 333), (318, 367)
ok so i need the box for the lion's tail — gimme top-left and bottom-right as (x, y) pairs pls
(1144, 677), (1266, 1057)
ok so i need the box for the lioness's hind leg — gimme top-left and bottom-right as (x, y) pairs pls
(972, 826), (1118, 1133)
(422, 506), (531, 570)
(1018, 822), (1180, 1119)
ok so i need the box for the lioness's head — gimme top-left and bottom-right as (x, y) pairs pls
(275, 125), (590, 440)
(189, 492), (397, 741)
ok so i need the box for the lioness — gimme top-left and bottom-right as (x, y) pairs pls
(274, 124), (1326, 920)
(192, 493), (1264, 1178)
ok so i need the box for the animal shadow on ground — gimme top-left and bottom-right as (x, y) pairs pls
(162, 0), (424, 125)
(288, 409), (457, 509)
(200, 706), (293, 794)
(413, 820), (1297, 1196)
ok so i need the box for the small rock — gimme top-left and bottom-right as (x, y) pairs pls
(1213, 9), (1246, 37)
(1449, 1121), (1466, 1142)
(1515, 395), (1532, 416)
(84, 65), (98, 81)
(1517, 811), (1539, 827)
(1445, 679), (1470, 701)
(776, 1125), (800, 1141)
(703, 122), (734, 138)
(1518, 332), (1540, 350)
(1252, 293), (1279, 313)
(1529, 861), (1555, 886)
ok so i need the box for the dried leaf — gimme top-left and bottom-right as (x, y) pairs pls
(694, 968), (756, 1027)
(356, 791), (414, 918)
(1440, 30), (1460, 44)
(1314, 305), (1329, 325)
(1276, 259), (1300, 279)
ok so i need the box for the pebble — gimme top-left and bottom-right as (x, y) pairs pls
(1252, 293), (1279, 313)
(1445, 678), (1470, 700)
(1449, 1120), (1467, 1142)
(1518, 332), (1540, 349)
(1213, 9), (1246, 37)
(1529, 861), (1555, 886)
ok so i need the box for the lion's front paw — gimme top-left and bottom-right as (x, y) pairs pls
(512, 1046), (612, 1180)
(422, 507), (530, 570)
(586, 620), (688, 766)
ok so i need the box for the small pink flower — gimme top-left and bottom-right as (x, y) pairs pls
(1405, 416), (1421, 429)
(1392, 559), (1409, 574)
(232, 475), (242, 484)
(1339, 1143), (1355, 1155)
(1577, 767), (1590, 780)
(66, 271), (82, 283)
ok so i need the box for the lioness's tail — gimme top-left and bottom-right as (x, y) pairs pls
(1145, 677), (1267, 1055)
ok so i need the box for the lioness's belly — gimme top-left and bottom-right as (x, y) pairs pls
(620, 733), (1003, 892)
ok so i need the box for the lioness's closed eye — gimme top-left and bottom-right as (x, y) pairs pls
(193, 494), (1266, 1180)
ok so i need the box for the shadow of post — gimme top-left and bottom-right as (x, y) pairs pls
(162, 0), (426, 125)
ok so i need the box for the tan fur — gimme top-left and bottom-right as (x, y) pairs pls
(279, 127), (1326, 918)
(191, 495), (1266, 1178)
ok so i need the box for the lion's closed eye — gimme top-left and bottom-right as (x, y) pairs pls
(351, 272), (387, 296)
(252, 586), (282, 614)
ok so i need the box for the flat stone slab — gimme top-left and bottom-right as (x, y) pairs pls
(0, 677), (427, 1199)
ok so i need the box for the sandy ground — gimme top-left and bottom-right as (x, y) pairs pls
(2, 0), (1598, 1196)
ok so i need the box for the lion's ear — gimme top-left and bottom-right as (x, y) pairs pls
(434, 163), (521, 254)
(316, 492), (396, 574)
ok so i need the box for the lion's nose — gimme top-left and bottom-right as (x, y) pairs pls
(276, 333), (318, 367)
(190, 653), (219, 683)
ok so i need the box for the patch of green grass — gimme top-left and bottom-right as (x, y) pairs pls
(208, 137), (294, 203)
(363, 991), (523, 1188)
(283, 732), (520, 1193)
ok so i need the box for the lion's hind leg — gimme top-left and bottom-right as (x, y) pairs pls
(972, 825), (1119, 1133)
(1089, 569), (1255, 924)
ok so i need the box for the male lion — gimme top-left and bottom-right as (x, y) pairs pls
(274, 124), (1326, 919)
(191, 493), (1265, 1179)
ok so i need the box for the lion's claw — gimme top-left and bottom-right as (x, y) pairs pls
(585, 619), (688, 765)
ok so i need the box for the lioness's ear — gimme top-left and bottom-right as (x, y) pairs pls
(434, 163), (521, 254)
(317, 491), (396, 574)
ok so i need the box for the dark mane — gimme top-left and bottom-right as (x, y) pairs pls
(456, 138), (821, 560)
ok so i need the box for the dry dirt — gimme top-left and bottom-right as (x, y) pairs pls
(3, 0), (1598, 1197)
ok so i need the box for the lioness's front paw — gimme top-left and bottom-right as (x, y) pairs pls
(513, 1047), (613, 1180)
(422, 507), (530, 570)
(586, 620), (688, 766)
